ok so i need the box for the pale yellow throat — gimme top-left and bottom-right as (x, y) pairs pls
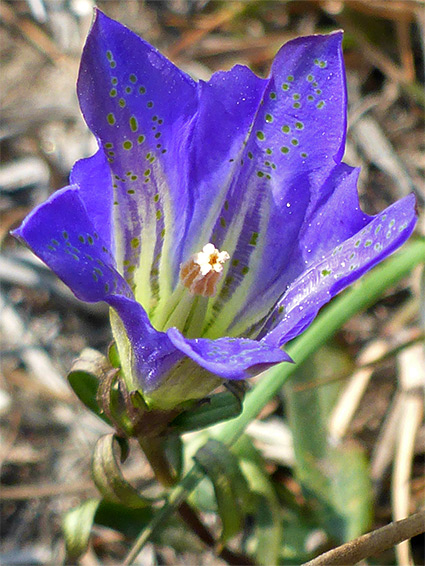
(180, 243), (230, 297)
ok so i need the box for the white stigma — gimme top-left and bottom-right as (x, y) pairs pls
(180, 243), (230, 297)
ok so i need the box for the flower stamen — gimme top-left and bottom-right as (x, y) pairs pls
(180, 243), (230, 297)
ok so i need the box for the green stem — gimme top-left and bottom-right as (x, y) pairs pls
(137, 436), (177, 488)
(124, 238), (425, 564)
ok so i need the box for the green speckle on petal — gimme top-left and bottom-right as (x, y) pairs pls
(265, 113), (273, 123)
(131, 238), (140, 249)
(280, 146), (289, 154)
(107, 113), (116, 125)
(249, 232), (259, 246)
(256, 131), (265, 141)
(123, 141), (133, 150)
(129, 116), (138, 132)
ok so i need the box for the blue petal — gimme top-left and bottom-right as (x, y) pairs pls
(78, 9), (198, 316)
(70, 149), (114, 250)
(262, 193), (417, 346)
(12, 186), (130, 302)
(198, 33), (349, 338)
(167, 327), (291, 380)
(228, 164), (370, 336)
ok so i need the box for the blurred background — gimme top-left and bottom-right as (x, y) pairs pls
(1, 1), (424, 565)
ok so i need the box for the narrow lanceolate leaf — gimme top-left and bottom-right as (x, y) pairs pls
(234, 435), (283, 566)
(194, 439), (252, 543)
(92, 434), (155, 508)
(169, 391), (243, 433)
(62, 498), (100, 560)
(67, 348), (112, 424)
(285, 345), (372, 542)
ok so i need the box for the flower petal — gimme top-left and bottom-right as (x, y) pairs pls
(201, 32), (348, 338)
(150, 65), (267, 330)
(12, 186), (130, 302)
(262, 193), (417, 346)
(227, 164), (369, 336)
(78, 9), (198, 316)
(167, 327), (291, 380)
(70, 149), (114, 250)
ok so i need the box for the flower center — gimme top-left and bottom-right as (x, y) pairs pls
(180, 243), (230, 297)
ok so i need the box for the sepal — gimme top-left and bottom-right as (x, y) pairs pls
(92, 434), (159, 507)
(67, 348), (112, 426)
(170, 389), (244, 433)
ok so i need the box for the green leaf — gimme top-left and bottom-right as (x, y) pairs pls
(95, 500), (154, 539)
(284, 344), (372, 542)
(234, 436), (283, 565)
(164, 433), (184, 481)
(62, 498), (100, 560)
(326, 443), (373, 541)
(68, 348), (112, 424)
(170, 391), (243, 433)
(194, 439), (252, 543)
(108, 341), (121, 368)
(92, 433), (157, 508)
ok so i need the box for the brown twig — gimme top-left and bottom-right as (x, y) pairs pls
(302, 510), (425, 566)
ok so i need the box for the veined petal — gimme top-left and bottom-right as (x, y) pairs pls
(70, 149), (114, 250)
(262, 193), (417, 346)
(11, 185), (177, 395)
(150, 64), (267, 330)
(227, 164), (369, 336)
(200, 32), (348, 338)
(11, 186), (228, 401)
(167, 327), (291, 380)
(12, 186), (130, 302)
(78, 10), (198, 318)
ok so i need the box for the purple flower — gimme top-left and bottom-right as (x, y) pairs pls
(13, 11), (417, 409)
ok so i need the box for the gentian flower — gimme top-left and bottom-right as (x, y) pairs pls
(13, 11), (417, 409)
